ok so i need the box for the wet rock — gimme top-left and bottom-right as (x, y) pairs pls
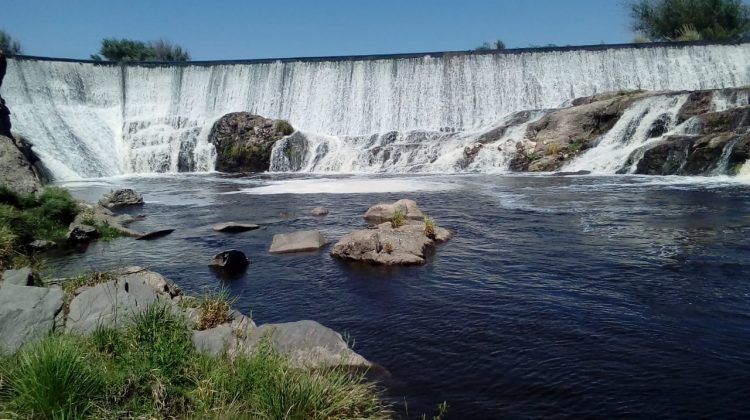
(552, 170), (591, 176)
(633, 136), (693, 175)
(1, 267), (35, 286)
(209, 112), (295, 173)
(208, 249), (250, 271)
(212, 222), (260, 233)
(363, 199), (424, 223)
(311, 206), (329, 216)
(0, 284), (63, 353)
(647, 114), (672, 138)
(28, 239), (56, 251)
(66, 224), (100, 243)
(98, 188), (144, 209)
(135, 229), (175, 241)
(241, 320), (373, 370)
(269, 231), (329, 254)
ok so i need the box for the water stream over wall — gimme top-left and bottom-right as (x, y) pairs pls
(3, 43), (750, 179)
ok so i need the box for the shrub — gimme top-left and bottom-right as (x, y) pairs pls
(0, 30), (22, 55)
(92, 38), (191, 62)
(1, 335), (104, 418)
(390, 208), (406, 228)
(424, 216), (436, 239)
(274, 119), (295, 136)
(628, 0), (750, 41)
(545, 143), (562, 155)
(149, 39), (190, 61)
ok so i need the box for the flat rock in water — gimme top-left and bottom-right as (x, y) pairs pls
(269, 230), (329, 254)
(208, 249), (250, 271)
(136, 229), (175, 240)
(364, 199), (424, 223)
(240, 320), (372, 370)
(1, 267), (34, 286)
(0, 284), (63, 353)
(212, 222), (260, 233)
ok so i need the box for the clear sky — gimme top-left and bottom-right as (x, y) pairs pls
(2, 0), (636, 60)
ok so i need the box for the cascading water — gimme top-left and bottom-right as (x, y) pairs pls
(3, 43), (750, 179)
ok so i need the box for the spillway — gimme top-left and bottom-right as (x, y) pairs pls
(3, 43), (749, 179)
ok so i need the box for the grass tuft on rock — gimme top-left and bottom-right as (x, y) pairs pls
(424, 216), (437, 239)
(390, 208), (406, 228)
(274, 119), (295, 136)
(195, 289), (236, 330)
(0, 303), (391, 418)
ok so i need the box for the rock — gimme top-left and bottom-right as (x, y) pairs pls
(269, 231), (329, 254)
(208, 249), (250, 271)
(66, 224), (100, 243)
(119, 266), (181, 297)
(0, 135), (42, 194)
(135, 229), (175, 241)
(0, 284), (63, 353)
(209, 112), (295, 173)
(212, 222), (260, 233)
(193, 325), (234, 357)
(311, 206), (329, 216)
(632, 136), (693, 175)
(28, 239), (56, 251)
(65, 269), (177, 335)
(98, 188), (144, 209)
(73, 202), (145, 237)
(552, 170), (591, 176)
(363, 199), (424, 223)
(1, 267), (35, 286)
(240, 320), (373, 370)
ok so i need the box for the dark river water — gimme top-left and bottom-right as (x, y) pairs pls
(48, 173), (750, 419)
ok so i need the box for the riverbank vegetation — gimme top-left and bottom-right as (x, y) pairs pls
(629, 0), (750, 42)
(0, 186), (78, 269)
(90, 38), (190, 62)
(0, 303), (390, 419)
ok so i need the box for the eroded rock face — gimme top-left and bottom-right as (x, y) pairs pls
(99, 189), (144, 208)
(209, 113), (295, 173)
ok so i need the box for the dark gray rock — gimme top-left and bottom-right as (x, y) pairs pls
(209, 113), (295, 173)
(1, 267), (34, 286)
(98, 188), (144, 209)
(66, 224), (100, 243)
(208, 249), (250, 271)
(269, 231), (329, 254)
(135, 229), (175, 241)
(212, 222), (260, 233)
(0, 284), (63, 353)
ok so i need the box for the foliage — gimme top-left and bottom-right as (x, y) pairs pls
(195, 288), (236, 330)
(0, 304), (390, 418)
(628, 0), (750, 41)
(475, 39), (506, 51)
(0, 186), (79, 269)
(567, 138), (587, 153)
(274, 119), (295, 136)
(545, 142), (562, 155)
(91, 38), (191, 62)
(391, 208), (406, 228)
(424, 216), (436, 239)
(0, 335), (103, 418)
(0, 30), (22, 55)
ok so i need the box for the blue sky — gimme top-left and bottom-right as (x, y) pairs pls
(2, 0), (635, 60)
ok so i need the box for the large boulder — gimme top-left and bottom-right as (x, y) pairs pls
(98, 188), (144, 209)
(0, 284), (64, 353)
(363, 199), (424, 223)
(209, 113), (295, 173)
(331, 221), (452, 266)
(208, 249), (250, 271)
(269, 231), (329, 254)
(0, 135), (42, 194)
(240, 320), (373, 370)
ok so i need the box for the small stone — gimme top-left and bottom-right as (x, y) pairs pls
(212, 222), (260, 233)
(269, 231), (329, 254)
(311, 207), (329, 216)
(208, 250), (250, 271)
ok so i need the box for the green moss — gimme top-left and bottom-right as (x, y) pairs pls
(274, 119), (295, 136)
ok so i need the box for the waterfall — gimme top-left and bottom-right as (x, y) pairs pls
(2, 43), (750, 179)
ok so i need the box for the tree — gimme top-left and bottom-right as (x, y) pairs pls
(475, 39), (506, 51)
(90, 38), (190, 62)
(0, 30), (23, 55)
(629, 0), (750, 41)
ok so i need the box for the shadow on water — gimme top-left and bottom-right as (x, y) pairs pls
(49, 173), (750, 419)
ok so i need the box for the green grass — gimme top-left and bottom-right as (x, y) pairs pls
(274, 119), (295, 136)
(390, 208), (406, 228)
(188, 288), (237, 331)
(424, 216), (436, 239)
(0, 303), (391, 418)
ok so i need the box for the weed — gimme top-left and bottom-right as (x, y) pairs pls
(391, 208), (406, 228)
(196, 289), (236, 330)
(545, 142), (562, 155)
(424, 216), (436, 239)
(273, 119), (295, 136)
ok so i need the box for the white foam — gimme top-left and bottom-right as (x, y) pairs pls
(234, 177), (457, 195)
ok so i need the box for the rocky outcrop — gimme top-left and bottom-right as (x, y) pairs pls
(269, 231), (329, 254)
(0, 135), (43, 194)
(72, 201), (146, 238)
(332, 199), (452, 266)
(209, 113), (295, 173)
(98, 188), (144, 208)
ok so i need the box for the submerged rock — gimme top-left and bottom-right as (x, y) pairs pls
(212, 222), (260, 233)
(208, 249), (250, 271)
(0, 283), (63, 353)
(99, 188), (144, 209)
(209, 112), (295, 173)
(269, 231), (329, 254)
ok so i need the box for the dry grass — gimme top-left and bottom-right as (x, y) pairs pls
(545, 142), (562, 155)
(195, 289), (236, 330)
